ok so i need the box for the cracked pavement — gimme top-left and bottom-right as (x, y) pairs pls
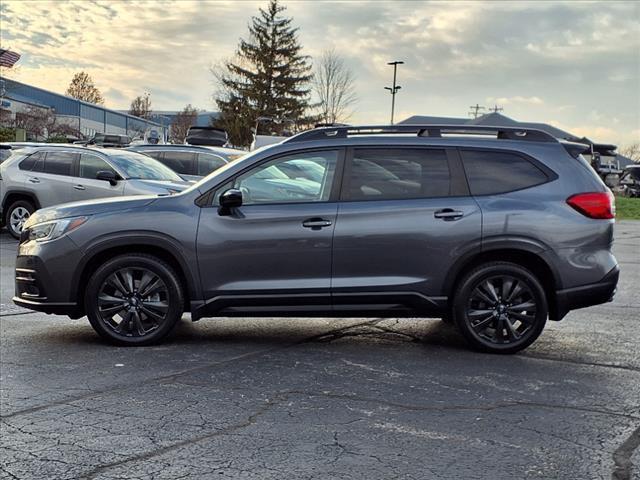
(1, 222), (639, 479)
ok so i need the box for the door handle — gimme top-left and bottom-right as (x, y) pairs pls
(434, 208), (464, 221)
(302, 217), (333, 230)
(73, 184), (86, 190)
(28, 177), (40, 184)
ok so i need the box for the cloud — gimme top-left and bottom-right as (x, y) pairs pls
(486, 96), (544, 106)
(0, 0), (638, 146)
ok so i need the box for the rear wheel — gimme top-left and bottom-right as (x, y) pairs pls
(85, 254), (184, 346)
(452, 262), (547, 354)
(6, 200), (35, 239)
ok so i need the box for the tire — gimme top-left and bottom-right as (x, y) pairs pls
(452, 261), (548, 354)
(84, 254), (184, 346)
(5, 200), (35, 239)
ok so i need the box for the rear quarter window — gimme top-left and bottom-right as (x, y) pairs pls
(18, 151), (44, 170)
(461, 149), (548, 195)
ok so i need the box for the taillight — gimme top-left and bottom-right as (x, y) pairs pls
(566, 191), (615, 219)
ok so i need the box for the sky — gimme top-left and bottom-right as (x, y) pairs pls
(1, 0), (639, 145)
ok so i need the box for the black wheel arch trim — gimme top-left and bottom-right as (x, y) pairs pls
(443, 236), (563, 300)
(71, 232), (202, 308)
(2, 189), (41, 212)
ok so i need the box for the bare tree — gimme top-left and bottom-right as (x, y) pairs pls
(619, 143), (640, 163)
(129, 92), (152, 119)
(13, 105), (81, 140)
(170, 104), (198, 144)
(66, 72), (104, 105)
(313, 49), (358, 124)
(14, 105), (55, 139)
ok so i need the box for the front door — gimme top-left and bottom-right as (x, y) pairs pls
(331, 146), (481, 313)
(70, 152), (125, 201)
(196, 149), (343, 314)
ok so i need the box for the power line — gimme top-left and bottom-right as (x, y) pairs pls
(468, 104), (485, 119)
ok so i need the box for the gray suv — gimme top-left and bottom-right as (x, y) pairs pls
(12, 125), (619, 353)
(0, 145), (190, 238)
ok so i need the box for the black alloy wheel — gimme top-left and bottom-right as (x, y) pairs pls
(453, 262), (548, 354)
(85, 254), (184, 345)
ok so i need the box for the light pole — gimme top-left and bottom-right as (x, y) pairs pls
(384, 61), (404, 125)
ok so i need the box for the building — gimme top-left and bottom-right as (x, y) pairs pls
(0, 77), (168, 140)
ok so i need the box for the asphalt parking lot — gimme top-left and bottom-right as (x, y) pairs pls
(1, 223), (639, 480)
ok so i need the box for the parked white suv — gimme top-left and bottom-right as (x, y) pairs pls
(0, 145), (190, 238)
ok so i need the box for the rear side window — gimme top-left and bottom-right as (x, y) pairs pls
(345, 148), (450, 200)
(197, 153), (226, 175)
(19, 151), (44, 171)
(461, 150), (548, 195)
(161, 151), (195, 175)
(43, 151), (75, 176)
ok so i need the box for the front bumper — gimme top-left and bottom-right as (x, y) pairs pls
(552, 264), (620, 320)
(13, 236), (84, 318)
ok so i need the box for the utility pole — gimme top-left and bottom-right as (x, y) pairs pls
(490, 104), (504, 114)
(384, 61), (404, 125)
(468, 104), (485, 119)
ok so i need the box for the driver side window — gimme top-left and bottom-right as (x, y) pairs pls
(231, 150), (339, 205)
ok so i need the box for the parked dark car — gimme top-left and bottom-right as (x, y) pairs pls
(75, 134), (132, 148)
(126, 144), (246, 181)
(13, 124), (619, 354)
(614, 165), (640, 197)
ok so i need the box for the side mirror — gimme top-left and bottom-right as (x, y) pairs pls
(96, 170), (118, 186)
(218, 188), (243, 216)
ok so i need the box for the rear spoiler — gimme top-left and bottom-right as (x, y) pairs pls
(561, 141), (590, 159)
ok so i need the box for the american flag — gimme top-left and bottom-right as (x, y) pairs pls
(0, 49), (21, 68)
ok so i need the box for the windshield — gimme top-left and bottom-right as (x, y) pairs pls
(108, 151), (183, 181)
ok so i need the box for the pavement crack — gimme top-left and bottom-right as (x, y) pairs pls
(78, 394), (285, 480)
(612, 425), (640, 480)
(520, 354), (640, 373)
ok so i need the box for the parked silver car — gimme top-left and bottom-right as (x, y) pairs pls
(0, 145), (190, 238)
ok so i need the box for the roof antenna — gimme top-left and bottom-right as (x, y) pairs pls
(490, 104), (504, 113)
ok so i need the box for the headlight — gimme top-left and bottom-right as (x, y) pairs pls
(26, 216), (89, 242)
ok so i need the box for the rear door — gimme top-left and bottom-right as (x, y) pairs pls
(331, 146), (481, 311)
(70, 152), (125, 201)
(26, 151), (77, 207)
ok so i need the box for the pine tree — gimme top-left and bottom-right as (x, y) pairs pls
(213, 0), (313, 147)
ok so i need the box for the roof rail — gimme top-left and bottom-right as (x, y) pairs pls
(284, 124), (558, 144)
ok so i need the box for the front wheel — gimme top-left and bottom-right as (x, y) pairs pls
(85, 254), (184, 346)
(6, 200), (35, 239)
(452, 262), (548, 354)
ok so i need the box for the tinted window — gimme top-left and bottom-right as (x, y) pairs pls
(161, 151), (196, 175)
(43, 151), (75, 176)
(198, 153), (227, 175)
(234, 150), (338, 205)
(79, 154), (115, 179)
(461, 150), (548, 195)
(19, 151), (44, 171)
(346, 148), (450, 200)
(142, 151), (164, 160)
